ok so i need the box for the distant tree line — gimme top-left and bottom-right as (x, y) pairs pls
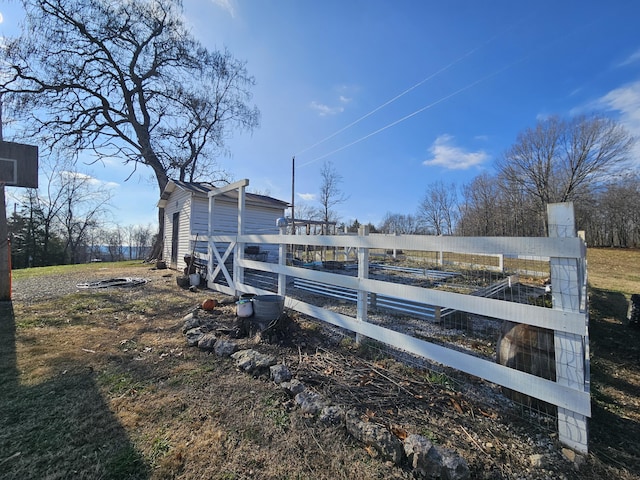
(370, 115), (639, 247)
(7, 159), (155, 269)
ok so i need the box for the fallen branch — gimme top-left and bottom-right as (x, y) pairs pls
(0, 452), (21, 465)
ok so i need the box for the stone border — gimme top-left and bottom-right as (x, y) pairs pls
(182, 310), (471, 480)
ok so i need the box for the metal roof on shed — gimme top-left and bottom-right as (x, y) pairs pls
(158, 179), (289, 209)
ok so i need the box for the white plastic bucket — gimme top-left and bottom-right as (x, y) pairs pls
(189, 273), (200, 286)
(236, 299), (254, 317)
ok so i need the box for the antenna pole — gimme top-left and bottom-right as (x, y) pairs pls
(291, 156), (295, 235)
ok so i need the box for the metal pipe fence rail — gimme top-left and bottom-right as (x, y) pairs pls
(205, 203), (590, 454)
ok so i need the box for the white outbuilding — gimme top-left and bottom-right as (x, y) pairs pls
(157, 179), (289, 273)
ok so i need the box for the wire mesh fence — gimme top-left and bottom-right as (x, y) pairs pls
(207, 213), (589, 451)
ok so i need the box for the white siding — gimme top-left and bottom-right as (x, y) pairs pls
(162, 188), (192, 270)
(163, 187), (286, 272)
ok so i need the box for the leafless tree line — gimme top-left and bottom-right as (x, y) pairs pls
(377, 115), (637, 246)
(8, 159), (155, 268)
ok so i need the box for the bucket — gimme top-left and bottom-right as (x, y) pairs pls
(252, 295), (285, 322)
(189, 273), (201, 286)
(236, 299), (254, 317)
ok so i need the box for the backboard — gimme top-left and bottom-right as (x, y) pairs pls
(0, 140), (38, 188)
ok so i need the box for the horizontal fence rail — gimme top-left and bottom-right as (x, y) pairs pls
(204, 204), (589, 453)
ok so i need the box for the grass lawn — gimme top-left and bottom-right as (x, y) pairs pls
(1, 250), (639, 479)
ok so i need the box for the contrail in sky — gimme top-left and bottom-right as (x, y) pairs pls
(294, 23), (521, 162)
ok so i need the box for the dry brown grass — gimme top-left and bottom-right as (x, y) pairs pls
(587, 247), (640, 296)
(1, 251), (639, 479)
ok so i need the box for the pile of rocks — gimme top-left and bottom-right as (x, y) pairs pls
(181, 308), (470, 480)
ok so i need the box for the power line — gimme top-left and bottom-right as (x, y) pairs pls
(297, 13), (600, 168)
(293, 24), (521, 160)
(299, 62), (515, 168)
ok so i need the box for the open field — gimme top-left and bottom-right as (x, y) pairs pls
(1, 250), (639, 479)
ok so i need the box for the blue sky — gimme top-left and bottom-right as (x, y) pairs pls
(2, 0), (640, 228)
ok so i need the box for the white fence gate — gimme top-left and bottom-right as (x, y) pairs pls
(204, 190), (590, 453)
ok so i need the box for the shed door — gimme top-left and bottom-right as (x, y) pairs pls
(170, 212), (180, 269)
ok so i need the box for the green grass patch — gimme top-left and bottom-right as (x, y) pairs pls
(11, 260), (148, 280)
(98, 369), (148, 397)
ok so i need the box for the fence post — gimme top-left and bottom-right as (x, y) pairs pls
(547, 202), (589, 453)
(356, 225), (370, 344)
(278, 223), (287, 296)
(233, 184), (246, 295)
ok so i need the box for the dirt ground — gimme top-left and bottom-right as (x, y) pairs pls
(1, 258), (639, 479)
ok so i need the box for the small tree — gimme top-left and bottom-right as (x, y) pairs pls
(318, 161), (348, 232)
(53, 169), (113, 263)
(417, 181), (458, 235)
(379, 212), (419, 234)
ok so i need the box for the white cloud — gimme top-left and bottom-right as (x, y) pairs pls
(298, 192), (315, 201)
(309, 101), (344, 116)
(598, 81), (640, 127)
(60, 170), (119, 188)
(422, 134), (489, 170)
(339, 95), (352, 104)
(210, 0), (235, 18)
(596, 80), (640, 158)
(616, 48), (640, 68)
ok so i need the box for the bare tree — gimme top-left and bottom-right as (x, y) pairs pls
(580, 173), (640, 247)
(57, 170), (113, 263)
(496, 114), (633, 232)
(132, 224), (154, 259)
(379, 212), (419, 234)
(457, 174), (499, 236)
(105, 226), (125, 262)
(417, 181), (458, 235)
(318, 161), (348, 231)
(1, 0), (259, 258)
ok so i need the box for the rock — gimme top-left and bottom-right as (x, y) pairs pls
(270, 364), (292, 384)
(496, 321), (556, 412)
(197, 332), (218, 350)
(627, 293), (640, 327)
(294, 390), (327, 415)
(185, 327), (204, 346)
(404, 434), (440, 477)
(319, 405), (344, 426)
(439, 447), (470, 480)
(280, 379), (305, 395)
(530, 453), (549, 468)
(562, 447), (586, 469)
(214, 339), (237, 357)
(231, 349), (277, 373)
(345, 410), (404, 465)
(182, 312), (201, 333)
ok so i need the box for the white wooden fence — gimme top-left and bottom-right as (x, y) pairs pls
(204, 186), (590, 453)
